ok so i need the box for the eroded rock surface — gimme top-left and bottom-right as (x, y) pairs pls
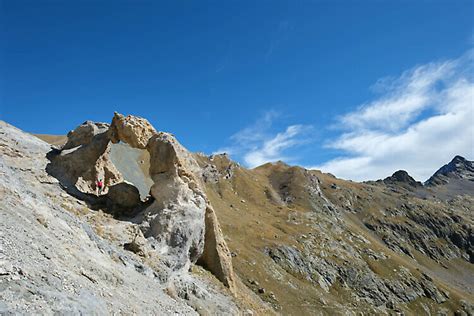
(46, 113), (237, 292)
(142, 132), (236, 287)
(110, 112), (157, 149)
(0, 121), (198, 315)
(63, 121), (110, 150)
(142, 132), (207, 270)
(47, 121), (122, 195)
(198, 205), (236, 291)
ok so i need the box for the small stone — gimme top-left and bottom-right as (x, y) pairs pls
(422, 272), (432, 281)
(258, 287), (265, 294)
(249, 279), (259, 287)
(36, 215), (48, 228)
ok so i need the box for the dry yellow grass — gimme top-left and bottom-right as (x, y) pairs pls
(33, 134), (67, 146)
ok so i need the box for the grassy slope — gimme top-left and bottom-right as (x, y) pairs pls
(33, 134), (67, 146)
(196, 155), (474, 315)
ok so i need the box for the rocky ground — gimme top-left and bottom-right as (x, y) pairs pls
(0, 121), (198, 314)
(0, 119), (263, 315)
(1, 113), (473, 315)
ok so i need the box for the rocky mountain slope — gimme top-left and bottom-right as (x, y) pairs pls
(197, 156), (474, 315)
(2, 113), (473, 315)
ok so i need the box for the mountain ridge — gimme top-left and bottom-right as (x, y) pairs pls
(33, 131), (473, 190)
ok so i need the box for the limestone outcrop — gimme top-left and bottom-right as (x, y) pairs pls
(144, 132), (236, 286)
(63, 121), (110, 150)
(47, 121), (122, 195)
(142, 132), (207, 270)
(110, 112), (157, 149)
(46, 113), (236, 291)
(0, 120), (240, 315)
(198, 205), (236, 291)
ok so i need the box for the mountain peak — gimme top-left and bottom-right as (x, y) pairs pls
(383, 170), (422, 187)
(451, 155), (467, 164)
(426, 155), (474, 186)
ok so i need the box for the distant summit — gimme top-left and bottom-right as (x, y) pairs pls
(383, 170), (422, 188)
(426, 155), (474, 186)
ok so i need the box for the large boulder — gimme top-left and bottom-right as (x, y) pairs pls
(110, 112), (157, 149)
(106, 181), (141, 215)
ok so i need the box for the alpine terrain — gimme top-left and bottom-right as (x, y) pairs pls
(1, 113), (473, 315)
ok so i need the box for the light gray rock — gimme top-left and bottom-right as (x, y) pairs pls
(0, 121), (198, 315)
(142, 132), (207, 271)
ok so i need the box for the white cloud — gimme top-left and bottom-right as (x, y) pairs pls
(312, 50), (474, 182)
(340, 59), (457, 132)
(243, 125), (309, 167)
(214, 111), (313, 168)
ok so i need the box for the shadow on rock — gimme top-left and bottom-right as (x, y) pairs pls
(45, 146), (148, 220)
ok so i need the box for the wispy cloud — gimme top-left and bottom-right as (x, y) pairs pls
(311, 50), (474, 181)
(265, 20), (291, 61)
(214, 111), (313, 168)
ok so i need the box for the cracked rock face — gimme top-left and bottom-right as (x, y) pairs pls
(1, 120), (245, 315)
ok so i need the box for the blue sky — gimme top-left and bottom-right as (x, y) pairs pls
(1, 1), (473, 181)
